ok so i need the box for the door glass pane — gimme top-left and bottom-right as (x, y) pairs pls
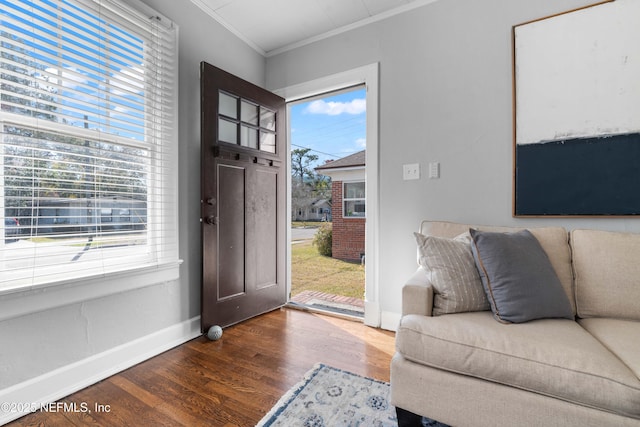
(240, 125), (258, 149)
(241, 100), (259, 125)
(219, 118), (237, 144)
(260, 108), (276, 131)
(260, 131), (276, 153)
(219, 92), (237, 118)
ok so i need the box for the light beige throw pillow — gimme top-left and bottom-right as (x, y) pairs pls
(414, 232), (490, 315)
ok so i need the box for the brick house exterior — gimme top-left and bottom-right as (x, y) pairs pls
(330, 180), (365, 262)
(315, 151), (365, 262)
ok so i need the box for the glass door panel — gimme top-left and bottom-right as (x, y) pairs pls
(219, 118), (238, 144)
(241, 125), (258, 149)
(241, 100), (259, 125)
(219, 92), (238, 118)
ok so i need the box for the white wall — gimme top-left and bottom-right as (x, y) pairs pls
(266, 0), (640, 328)
(0, 0), (265, 420)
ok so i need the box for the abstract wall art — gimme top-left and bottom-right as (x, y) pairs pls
(513, 0), (640, 216)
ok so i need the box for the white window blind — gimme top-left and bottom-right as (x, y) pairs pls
(0, 0), (178, 292)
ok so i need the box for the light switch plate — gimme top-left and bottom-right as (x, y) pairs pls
(403, 163), (420, 180)
(429, 162), (440, 179)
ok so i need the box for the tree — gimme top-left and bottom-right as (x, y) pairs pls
(310, 173), (331, 200)
(1, 30), (58, 121)
(291, 148), (318, 184)
(290, 148), (333, 221)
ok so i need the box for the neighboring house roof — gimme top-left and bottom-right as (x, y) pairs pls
(311, 198), (331, 208)
(315, 150), (365, 172)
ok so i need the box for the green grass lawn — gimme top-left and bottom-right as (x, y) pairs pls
(291, 240), (364, 299)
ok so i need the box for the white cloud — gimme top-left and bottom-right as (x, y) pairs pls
(355, 138), (366, 148)
(306, 98), (366, 115)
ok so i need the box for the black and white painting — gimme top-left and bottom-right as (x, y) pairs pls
(513, 0), (640, 216)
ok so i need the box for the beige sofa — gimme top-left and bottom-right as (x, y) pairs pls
(390, 220), (640, 427)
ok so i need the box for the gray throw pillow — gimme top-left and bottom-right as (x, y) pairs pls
(469, 228), (573, 323)
(414, 232), (490, 315)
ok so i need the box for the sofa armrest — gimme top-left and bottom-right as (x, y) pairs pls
(402, 267), (434, 317)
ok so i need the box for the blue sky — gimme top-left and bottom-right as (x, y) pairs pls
(1, 0), (146, 140)
(289, 87), (366, 168)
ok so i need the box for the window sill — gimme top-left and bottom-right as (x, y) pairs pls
(0, 260), (182, 322)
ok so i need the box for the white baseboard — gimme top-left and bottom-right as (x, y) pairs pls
(0, 316), (201, 426)
(363, 302), (400, 332)
(380, 311), (401, 332)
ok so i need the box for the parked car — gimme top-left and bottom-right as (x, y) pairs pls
(4, 217), (20, 243)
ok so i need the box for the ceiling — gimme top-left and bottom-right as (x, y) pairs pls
(189, 0), (439, 56)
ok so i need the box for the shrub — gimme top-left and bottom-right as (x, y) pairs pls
(313, 223), (332, 257)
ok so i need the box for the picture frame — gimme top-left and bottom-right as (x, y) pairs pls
(512, 0), (640, 216)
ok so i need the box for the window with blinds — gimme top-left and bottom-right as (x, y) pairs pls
(0, 0), (178, 292)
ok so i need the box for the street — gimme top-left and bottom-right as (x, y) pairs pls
(291, 227), (318, 242)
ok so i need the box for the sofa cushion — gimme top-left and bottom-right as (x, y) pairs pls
(571, 229), (640, 321)
(418, 221), (575, 315)
(579, 317), (640, 380)
(469, 229), (573, 323)
(396, 311), (640, 418)
(414, 232), (489, 315)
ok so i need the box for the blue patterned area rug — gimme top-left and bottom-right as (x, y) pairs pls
(256, 363), (448, 427)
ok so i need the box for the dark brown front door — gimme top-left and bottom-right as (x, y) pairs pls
(200, 62), (286, 330)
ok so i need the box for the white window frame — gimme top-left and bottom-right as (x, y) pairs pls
(0, 0), (180, 320)
(342, 180), (365, 219)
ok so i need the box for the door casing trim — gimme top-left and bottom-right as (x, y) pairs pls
(274, 63), (380, 327)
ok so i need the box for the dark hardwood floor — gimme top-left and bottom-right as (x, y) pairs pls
(9, 307), (396, 427)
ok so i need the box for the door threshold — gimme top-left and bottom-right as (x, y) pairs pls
(286, 301), (364, 322)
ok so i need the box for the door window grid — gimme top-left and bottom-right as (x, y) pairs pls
(218, 91), (277, 153)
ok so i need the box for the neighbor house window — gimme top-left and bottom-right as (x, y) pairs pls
(0, 0), (178, 292)
(343, 181), (365, 218)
